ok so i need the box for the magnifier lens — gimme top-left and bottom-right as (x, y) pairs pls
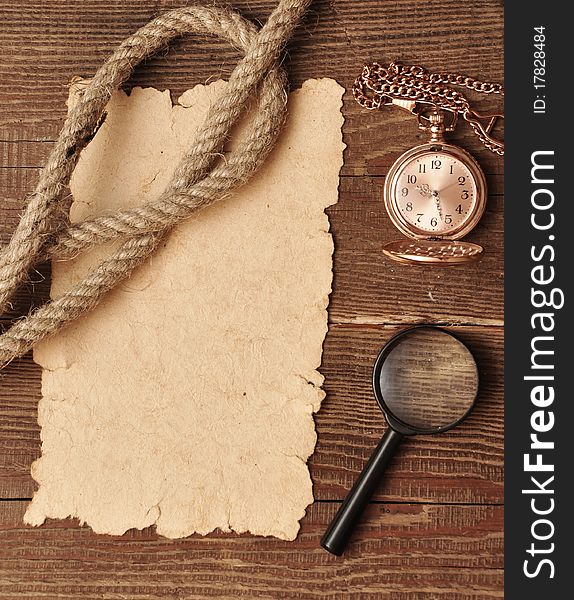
(378, 328), (478, 432)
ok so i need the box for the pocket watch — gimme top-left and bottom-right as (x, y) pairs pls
(353, 61), (504, 265)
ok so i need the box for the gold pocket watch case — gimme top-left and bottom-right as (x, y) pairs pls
(352, 64), (503, 265)
(382, 140), (487, 265)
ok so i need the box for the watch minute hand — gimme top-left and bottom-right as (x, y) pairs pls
(432, 190), (443, 220)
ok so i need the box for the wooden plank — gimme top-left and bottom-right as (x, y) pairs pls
(0, 0), (503, 139)
(0, 0), (504, 326)
(315, 325), (503, 503)
(328, 177), (503, 325)
(0, 499), (503, 599)
(0, 325), (502, 503)
(0, 173), (503, 325)
(0, 115), (504, 188)
(0, 0), (504, 325)
(342, 103), (504, 183)
(0, 1), (503, 595)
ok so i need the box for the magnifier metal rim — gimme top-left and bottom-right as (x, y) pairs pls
(372, 326), (479, 435)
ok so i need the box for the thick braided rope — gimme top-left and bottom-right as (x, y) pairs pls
(0, 0), (311, 368)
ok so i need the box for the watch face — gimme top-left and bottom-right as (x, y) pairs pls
(384, 144), (487, 240)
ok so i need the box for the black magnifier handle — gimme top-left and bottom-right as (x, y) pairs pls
(320, 428), (403, 556)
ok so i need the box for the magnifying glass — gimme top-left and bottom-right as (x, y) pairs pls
(320, 326), (479, 556)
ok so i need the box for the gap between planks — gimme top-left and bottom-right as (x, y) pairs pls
(0, 498), (504, 507)
(328, 320), (504, 327)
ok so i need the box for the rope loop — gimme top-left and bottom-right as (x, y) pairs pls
(0, 0), (311, 368)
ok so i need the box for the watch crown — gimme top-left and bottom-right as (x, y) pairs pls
(427, 110), (446, 142)
(417, 108), (457, 142)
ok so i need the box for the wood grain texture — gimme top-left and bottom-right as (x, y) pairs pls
(329, 178), (503, 324)
(0, 325), (503, 505)
(0, 0), (503, 139)
(0, 0), (504, 597)
(0, 168), (503, 326)
(0, 500), (503, 599)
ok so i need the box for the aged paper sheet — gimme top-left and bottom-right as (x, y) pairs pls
(25, 78), (344, 540)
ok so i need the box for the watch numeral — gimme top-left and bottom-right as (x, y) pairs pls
(430, 217), (438, 227)
(405, 202), (413, 211)
(449, 165), (454, 174)
(458, 176), (466, 185)
(407, 174), (417, 184)
(419, 163), (426, 173)
(401, 187), (409, 197)
(461, 189), (469, 199)
(456, 204), (463, 214)
(445, 214), (453, 224)
(431, 159), (442, 169)
(416, 213), (423, 223)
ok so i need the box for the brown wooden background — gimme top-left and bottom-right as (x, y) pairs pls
(0, 1), (504, 598)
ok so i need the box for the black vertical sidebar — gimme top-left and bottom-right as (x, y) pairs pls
(505, 2), (571, 596)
